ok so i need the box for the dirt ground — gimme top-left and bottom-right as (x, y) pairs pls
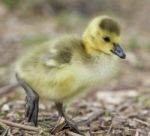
(0, 2), (150, 136)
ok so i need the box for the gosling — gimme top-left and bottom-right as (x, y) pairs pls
(15, 15), (126, 134)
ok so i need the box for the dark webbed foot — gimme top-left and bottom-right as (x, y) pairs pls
(55, 102), (83, 135)
(65, 119), (83, 135)
(16, 74), (39, 126)
(25, 94), (39, 126)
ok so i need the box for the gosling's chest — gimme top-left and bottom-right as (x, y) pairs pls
(73, 55), (117, 86)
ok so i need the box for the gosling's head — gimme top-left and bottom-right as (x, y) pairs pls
(83, 15), (126, 59)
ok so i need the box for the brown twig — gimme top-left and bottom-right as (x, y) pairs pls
(50, 117), (66, 134)
(0, 119), (39, 132)
(86, 111), (101, 124)
(106, 123), (113, 136)
(0, 83), (19, 97)
(134, 118), (150, 126)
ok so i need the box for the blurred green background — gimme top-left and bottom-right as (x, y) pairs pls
(0, 0), (149, 90)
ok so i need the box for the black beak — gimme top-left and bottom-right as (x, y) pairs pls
(111, 44), (126, 59)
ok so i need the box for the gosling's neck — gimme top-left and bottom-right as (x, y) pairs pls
(81, 36), (108, 58)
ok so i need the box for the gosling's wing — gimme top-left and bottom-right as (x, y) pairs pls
(41, 41), (73, 68)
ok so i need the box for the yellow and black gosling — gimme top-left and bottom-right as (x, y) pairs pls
(15, 15), (126, 134)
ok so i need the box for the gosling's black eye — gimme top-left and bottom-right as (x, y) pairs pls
(103, 36), (110, 42)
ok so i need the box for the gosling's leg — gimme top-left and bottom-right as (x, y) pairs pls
(55, 102), (82, 134)
(16, 74), (39, 126)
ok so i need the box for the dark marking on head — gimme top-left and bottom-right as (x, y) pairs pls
(99, 18), (120, 35)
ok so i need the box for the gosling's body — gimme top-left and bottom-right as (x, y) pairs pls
(16, 35), (117, 103)
(15, 16), (126, 133)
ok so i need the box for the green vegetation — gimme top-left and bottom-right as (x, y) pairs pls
(2, 0), (20, 10)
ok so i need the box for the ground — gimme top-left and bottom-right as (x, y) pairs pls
(0, 1), (150, 136)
